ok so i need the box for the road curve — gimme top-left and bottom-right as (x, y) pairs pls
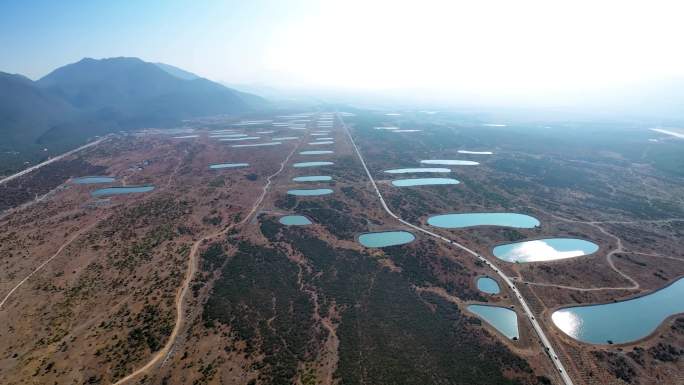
(538, 208), (641, 291)
(338, 113), (575, 385)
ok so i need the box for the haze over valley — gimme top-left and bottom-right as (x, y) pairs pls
(1, 2), (683, 385)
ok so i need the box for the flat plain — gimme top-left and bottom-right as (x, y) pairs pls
(1, 110), (682, 385)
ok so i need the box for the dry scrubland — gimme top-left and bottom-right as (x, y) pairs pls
(353, 110), (684, 385)
(0, 111), (682, 385)
(0, 126), (298, 384)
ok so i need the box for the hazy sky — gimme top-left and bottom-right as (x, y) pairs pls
(2, 0), (684, 100)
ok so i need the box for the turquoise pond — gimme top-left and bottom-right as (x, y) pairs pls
(91, 186), (155, 197)
(72, 176), (115, 184)
(219, 136), (260, 141)
(391, 178), (460, 187)
(279, 215), (312, 225)
(293, 176), (332, 182)
(358, 231), (416, 248)
(287, 188), (334, 196)
(427, 213), (540, 229)
(210, 133), (247, 138)
(384, 168), (451, 174)
(467, 305), (519, 340)
(209, 163), (249, 169)
(477, 277), (500, 294)
(293, 161), (334, 168)
(493, 238), (599, 263)
(420, 160), (479, 166)
(210, 129), (237, 133)
(172, 135), (199, 139)
(300, 150), (333, 155)
(552, 277), (684, 344)
(232, 142), (282, 148)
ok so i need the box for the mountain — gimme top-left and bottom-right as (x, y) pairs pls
(0, 71), (80, 171)
(154, 62), (200, 80)
(0, 72), (76, 146)
(37, 57), (267, 126)
(0, 57), (268, 174)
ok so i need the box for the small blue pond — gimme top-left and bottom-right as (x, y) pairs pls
(232, 142), (282, 148)
(421, 160), (479, 166)
(91, 186), (155, 197)
(477, 277), (501, 294)
(73, 176), (115, 184)
(294, 161), (334, 168)
(391, 178), (460, 187)
(287, 189), (334, 196)
(210, 133), (247, 138)
(384, 168), (451, 174)
(279, 215), (313, 225)
(493, 238), (599, 263)
(300, 150), (333, 155)
(468, 305), (519, 340)
(219, 136), (260, 141)
(427, 213), (540, 229)
(209, 163), (249, 169)
(293, 176), (332, 182)
(358, 231), (416, 248)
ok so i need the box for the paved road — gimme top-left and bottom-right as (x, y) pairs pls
(0, 136), (109, 185)
(338, 113), (575, 385)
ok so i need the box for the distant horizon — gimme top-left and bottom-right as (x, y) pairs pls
(3, 2), (684, 88)
(3, 54), (684, 123)
(3, 0), (684, 118)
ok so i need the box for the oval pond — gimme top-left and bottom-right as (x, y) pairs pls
(287, 189), (333, 196)
(293, 161), (334, 168)
(279, 215), (313, 225)
(293, 176), (332, 182)
(427, 213), (540, 229)
(358, 231), (416, 248)
(91, 186), (155, 197)
(384, 168), (451, 174)
(391, 178), (460, 187)
(73, 176), (115, 184)
(493, 238), (599, 263)
(209, 163), (249, 169)
(421, 160), (479, 166)
(477, 277), (501, 294)
(552, 277), (684, 344)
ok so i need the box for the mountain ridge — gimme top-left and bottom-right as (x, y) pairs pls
(0, 57), (267, 174)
